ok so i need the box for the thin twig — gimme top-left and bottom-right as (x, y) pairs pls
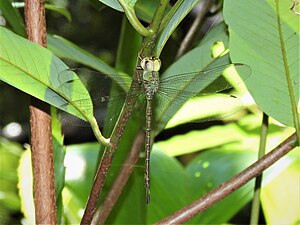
(155, 133), (298, 224)
(92, 131), (145, 225)
(250, 113), (269, 225)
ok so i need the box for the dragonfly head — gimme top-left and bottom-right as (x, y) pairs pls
(141, 57), (161, 72)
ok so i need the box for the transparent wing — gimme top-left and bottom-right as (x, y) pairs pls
(58, 63), (251, 132)
(57, 68), (141, 129)
(159, 63), (251, 95)
(154, 63), (251, 131)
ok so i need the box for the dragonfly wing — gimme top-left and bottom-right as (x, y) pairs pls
(166, 94), (243, 129)
(154, 63), (251, 131)
(154, 92), (243, 131)
(57, 68), (133, 128)
(159, 63), (251, 94)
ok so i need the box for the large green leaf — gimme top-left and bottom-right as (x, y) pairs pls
(224, 0), (300, 127)
(0, 27), (94, 125)
(157, 113), (295, 157)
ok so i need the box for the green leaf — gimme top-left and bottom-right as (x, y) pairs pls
(261, 149), (300, 224)
(165, 94), (242, 129)
(157, 123), (245, 157)
(184, 148), (256, 224)
(0, 138), (22, 213)
(158, 113), (295, 157)
(10, 2), (71, 22)
(154, 0), (202, 56)
(45, 4), (72, 22)
(224, 0), (300, 128)
(47, 34), (131, 92)
(0, 0), (26, 37)
(99, 0), (124, 12)
(0, 27), (91, 121)
(0, 27), (108, 145)
(18, 148), (35, 224)
(64, 143), (102, 206)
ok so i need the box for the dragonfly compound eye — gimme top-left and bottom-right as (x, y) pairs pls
(141, 57), (161, 72)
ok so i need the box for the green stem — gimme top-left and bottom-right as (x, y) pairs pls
(250, 113), (269, 225)
(140, 0), (169, 58)
(118, 0), (152, 36)
(90, 117), (110, 146)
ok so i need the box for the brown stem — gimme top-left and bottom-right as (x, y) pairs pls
(92, 131), (145, 225)
(154, 133), (298, 224)
(24, 1), (57, 224)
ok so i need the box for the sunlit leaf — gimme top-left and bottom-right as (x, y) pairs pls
(0, 27), (95, 125)
(0, 138), (22, 217)
(18, 149), (35, 224)
(261, 149), (300, 225)
(224, 0), (300, 127)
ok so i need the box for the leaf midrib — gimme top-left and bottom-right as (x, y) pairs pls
(275, 0), (300, 141)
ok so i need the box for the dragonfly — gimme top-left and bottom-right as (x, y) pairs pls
(139, 56), (162, 203)
(58, 56), (251, 203)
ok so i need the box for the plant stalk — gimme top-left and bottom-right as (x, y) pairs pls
(24, 0), (57, 224)
(250, 113), (269, 225)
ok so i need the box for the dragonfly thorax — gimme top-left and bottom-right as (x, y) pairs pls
(143, 71), (159, 100)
